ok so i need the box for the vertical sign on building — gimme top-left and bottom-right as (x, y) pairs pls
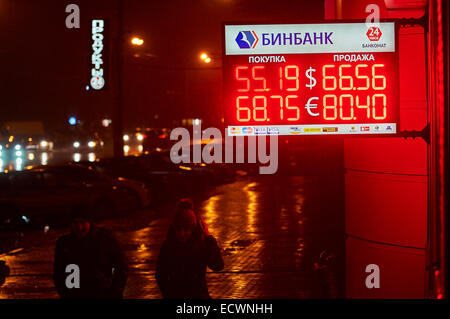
(90, 19), (106, 90)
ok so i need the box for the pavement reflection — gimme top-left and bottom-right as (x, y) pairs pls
(0, 174), (344, 299)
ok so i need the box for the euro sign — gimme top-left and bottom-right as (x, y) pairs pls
(305, 97), (319, 116)
(305, 67), (317, 89)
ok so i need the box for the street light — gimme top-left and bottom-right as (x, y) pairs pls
(131, 36), (144, 46)
(200, 52), (212, 63)
(113, 22), (145, 157)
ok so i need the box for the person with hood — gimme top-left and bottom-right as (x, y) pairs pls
(53, 205), (128, 299)
(156, 200), (224, 299)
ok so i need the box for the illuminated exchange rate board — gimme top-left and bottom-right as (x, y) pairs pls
(223, 22), (399, 136)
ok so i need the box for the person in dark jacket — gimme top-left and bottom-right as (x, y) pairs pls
(156, 204), (224, 299)
(53, 205), (127, 299)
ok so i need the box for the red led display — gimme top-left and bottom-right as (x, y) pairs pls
(223, 53), (399, 131)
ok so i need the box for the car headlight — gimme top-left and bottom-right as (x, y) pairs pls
(88, 141), (96, 148)
(73, 141), (80, 148)
(73, 153), (81, 162)
(40, 140), (48, 148)
(15, 144), (21, 150)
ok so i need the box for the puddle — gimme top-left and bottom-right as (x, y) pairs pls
(222, 239), (256, 256)
(230, 239), (255, 248)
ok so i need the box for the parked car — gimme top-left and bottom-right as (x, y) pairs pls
(74, 162), (151, 207)
(87, 153), (206, 201)
(0, 165), (138, 231)
(163, 141), (236, 185)
(142, 128), (172, 153)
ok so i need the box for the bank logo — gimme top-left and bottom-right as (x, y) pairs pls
(289, 127), (302, 135)
(229, 127), (241, 135)
(235, 31), (259, 49)
(254, 127), (267, 135)
(242, 127), (254, 134)
(366, 26), (382, 41)
(360, 126), (370, 132)
(267, 127), (280, 135)
(304, 127), (322, 133)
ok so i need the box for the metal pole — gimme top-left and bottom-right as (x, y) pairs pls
(113, 0), (124, 157)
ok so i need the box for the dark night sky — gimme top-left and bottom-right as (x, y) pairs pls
(0, 0), (324, 132)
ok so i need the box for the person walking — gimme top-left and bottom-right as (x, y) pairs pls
(156, 201), (224, 299)
(53, 205), (128, 298)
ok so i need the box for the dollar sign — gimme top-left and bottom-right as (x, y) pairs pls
(305, 67), (317, 89)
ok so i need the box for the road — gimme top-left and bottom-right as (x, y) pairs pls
(0, 173), (345, 299)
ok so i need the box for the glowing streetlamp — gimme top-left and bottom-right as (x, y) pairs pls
(131, 36), (144, 46)
(200, 52), (212, 63)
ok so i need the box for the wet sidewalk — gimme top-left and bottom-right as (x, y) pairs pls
(0, 175), (345, 299)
